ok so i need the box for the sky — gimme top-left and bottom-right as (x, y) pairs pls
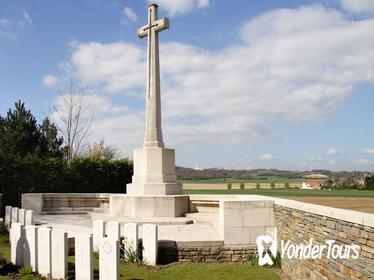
(1, 0), (374, 171)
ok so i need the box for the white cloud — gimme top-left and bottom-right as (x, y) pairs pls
(22, 9), (32, 23)
(354, 158), (372, 164)
(340, 0), (374, 13)
(42, 75), (59, 87)
(362, 147), (374, 154)
(258, 154), (277, 161)
(325, 148), (345, 156)
(50, 5), (374, 156)
(149, 0), (210, 16)
(309, 156), (324, 161)
(122, 6), (138, 23)
(0, 18), (17, 39)
(328, 160), (336, 165)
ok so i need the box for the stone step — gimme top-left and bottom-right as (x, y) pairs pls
(185, 212), (219, 224)
(42, 207), (108, 215)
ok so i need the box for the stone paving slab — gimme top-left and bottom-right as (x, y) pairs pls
(34, 214), (223, 242)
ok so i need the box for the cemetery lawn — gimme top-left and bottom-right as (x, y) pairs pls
(1, 233), (279, 280)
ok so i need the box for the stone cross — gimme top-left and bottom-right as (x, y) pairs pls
(138, 3), (169, 148)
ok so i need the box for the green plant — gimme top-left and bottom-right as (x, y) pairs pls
(240, 181), (245, 190)
(120, 237), (142, 263)
(246, 253), (259, 265)
(256, 182), (260, 189)
(19, 266), (38, 280)
(284, 182), (290, 189)
(270, 182), (275, 189)
(271, 252), (282, 268)
(0, 220), (8, 234)
(247, 251), (281, 268)
(227, 183), (232, 190)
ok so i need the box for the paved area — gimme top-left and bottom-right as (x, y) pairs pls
(35, 213), (223, 242)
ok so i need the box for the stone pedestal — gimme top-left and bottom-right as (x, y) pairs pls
(110, 194), (189, 218)
(126, 147), (182, 196)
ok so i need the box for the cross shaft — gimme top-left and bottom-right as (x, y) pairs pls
(138, 3), (169, 148)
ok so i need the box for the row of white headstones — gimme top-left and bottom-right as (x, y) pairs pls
(5, 206), (158, 280)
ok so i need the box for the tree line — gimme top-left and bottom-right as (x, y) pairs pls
(0, 100), (132, 208)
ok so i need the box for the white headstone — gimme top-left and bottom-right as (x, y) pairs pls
(18, 209), (26, 225)
(11, 207), (19, 223)
(93, 220), (105, 252)
(124, 223), (138, 252)
(5, 206), (12, 227)
(142, 224), (158, 266)
(51, 230), (68, 279)
(10, 222), (24, 266)
(107, 221), (120, 241)
(37, 227), (52, 277)
(75, 233), (93, 280)
(24, 225), (38, 271)
(25, 210), (34, 225)
(99, 237), (119, 280)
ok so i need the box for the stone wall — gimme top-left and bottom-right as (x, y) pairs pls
(275, 204), (374, 280)
(158, 241), (256, 264)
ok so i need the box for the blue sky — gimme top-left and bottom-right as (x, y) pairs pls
(1, 0), (374, 171)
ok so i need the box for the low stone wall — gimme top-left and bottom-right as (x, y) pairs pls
(158, 241), (256, 264)
(275, 204), (374, 280)
(22, 193), (110, 214)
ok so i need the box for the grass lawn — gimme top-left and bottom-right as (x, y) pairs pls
(183, 188), (374, 198)
(1, 233), (279, 280)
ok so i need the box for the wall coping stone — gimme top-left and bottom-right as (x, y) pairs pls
(188, 194), (374, 228)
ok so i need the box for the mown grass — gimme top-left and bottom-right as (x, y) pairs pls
(1, 233), (279, 280)
(183, 188), (374, 198)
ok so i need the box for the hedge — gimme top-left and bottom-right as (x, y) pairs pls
(0, 152), (133, 208)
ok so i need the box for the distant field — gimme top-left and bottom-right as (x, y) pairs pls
(179, 176), (312, 184)
(182, 186), (374, 213)
(183, 182), (302, 190)
(183, 188), (374, 197)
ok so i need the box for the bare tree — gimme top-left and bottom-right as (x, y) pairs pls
(84, 139), (119, 160)
(50, 79), (94, 162)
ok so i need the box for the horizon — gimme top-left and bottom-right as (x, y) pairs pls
(1, 0), (374, 171)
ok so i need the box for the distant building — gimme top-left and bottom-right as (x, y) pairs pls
(300, 181), (321, 190)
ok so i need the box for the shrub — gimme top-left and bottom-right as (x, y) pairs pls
(247, 251), (281, 268)
(246, 253), (258, 265)
(19, 266), (38, 280)
(240, 181), (245, 190)
(227, 183), (232, 190)
(0, 220), (8, 234)
(284, 182), (290, 189)
(0, 152), (133, 208)
(256, 182), (260, 189)
(270, 182), (276, 189)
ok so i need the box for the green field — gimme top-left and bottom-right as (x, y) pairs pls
(183, 188), (374, 198)
(0, 233), (279, 280)
(179, 176), (310, 184)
